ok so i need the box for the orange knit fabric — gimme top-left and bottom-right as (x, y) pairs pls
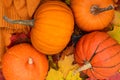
(0, 0), (41, 33)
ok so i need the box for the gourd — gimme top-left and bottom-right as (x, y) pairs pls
(3, 0), (74, 55)
(74, 31), (120, 79)
(70, 0), (114, 32)
(2, 43), (48, 80)
(31, 0), (74, 54)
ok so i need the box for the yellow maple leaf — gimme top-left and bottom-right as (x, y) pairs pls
(58, 54), (79, 78)
(46, 68), (64, 80)
(112, 11), (120, 27)
(66, 71), (82, 80)
(65, 0), (70, 5)
(107, 26), (120, 44)
(46, 54), (82, 80)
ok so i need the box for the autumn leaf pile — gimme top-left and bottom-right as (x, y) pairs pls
(1, 0), (120, 80)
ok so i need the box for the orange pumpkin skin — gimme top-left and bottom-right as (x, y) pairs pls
(75, 31), (120, 79)
(2, 43), (48, 80)
(30, 0), (74, 55)
(70, 0), (114, 32)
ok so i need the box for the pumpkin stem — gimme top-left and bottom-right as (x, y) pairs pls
(28, 57), (34, 65)
(73, 61), (92, 75)
(90, 5), (114, 15)
(3, 16), (34, 26)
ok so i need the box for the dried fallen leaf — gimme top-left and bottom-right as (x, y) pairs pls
(60, 44), (75, 60)
(112, 11), (120, 27)
(0, 69), (5, 80)
(107, 72), (120, 80)
(46, 68), (64, 80)
(65, 0), (70, 5)
(46, 54), (82, 80)
(7, 32), (30, 48)
(107, 26), (120, 44)
(58, 54), (79, 78)
(66, 71), (82, 80)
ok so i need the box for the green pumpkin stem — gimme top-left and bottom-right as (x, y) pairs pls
(91, 5), (114, 15)
(73, 61), (92, 75)
(3, 16), (34, 27)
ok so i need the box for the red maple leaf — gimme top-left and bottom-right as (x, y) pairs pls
(7, 32), (31, 48)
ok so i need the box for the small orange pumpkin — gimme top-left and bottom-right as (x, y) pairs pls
(70, 0), (114, 32)
(74, 31), (120, 79)
(30, 0), (74, 54)
(2, 43), (48, 80)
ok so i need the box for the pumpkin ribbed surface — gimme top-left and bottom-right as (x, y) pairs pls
(71, 0), (114, 31)
(31, 0), (74, 54)
(75, 31), (120, 79)
(2, 43), (48, 80)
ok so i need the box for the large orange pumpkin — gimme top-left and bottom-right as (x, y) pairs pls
(2, 43), (48, 80)
(74, 31), (120, 79)
(30, 0), (74, 54)
(70, 0), (114, 32)
(3, 0), (74, 55)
